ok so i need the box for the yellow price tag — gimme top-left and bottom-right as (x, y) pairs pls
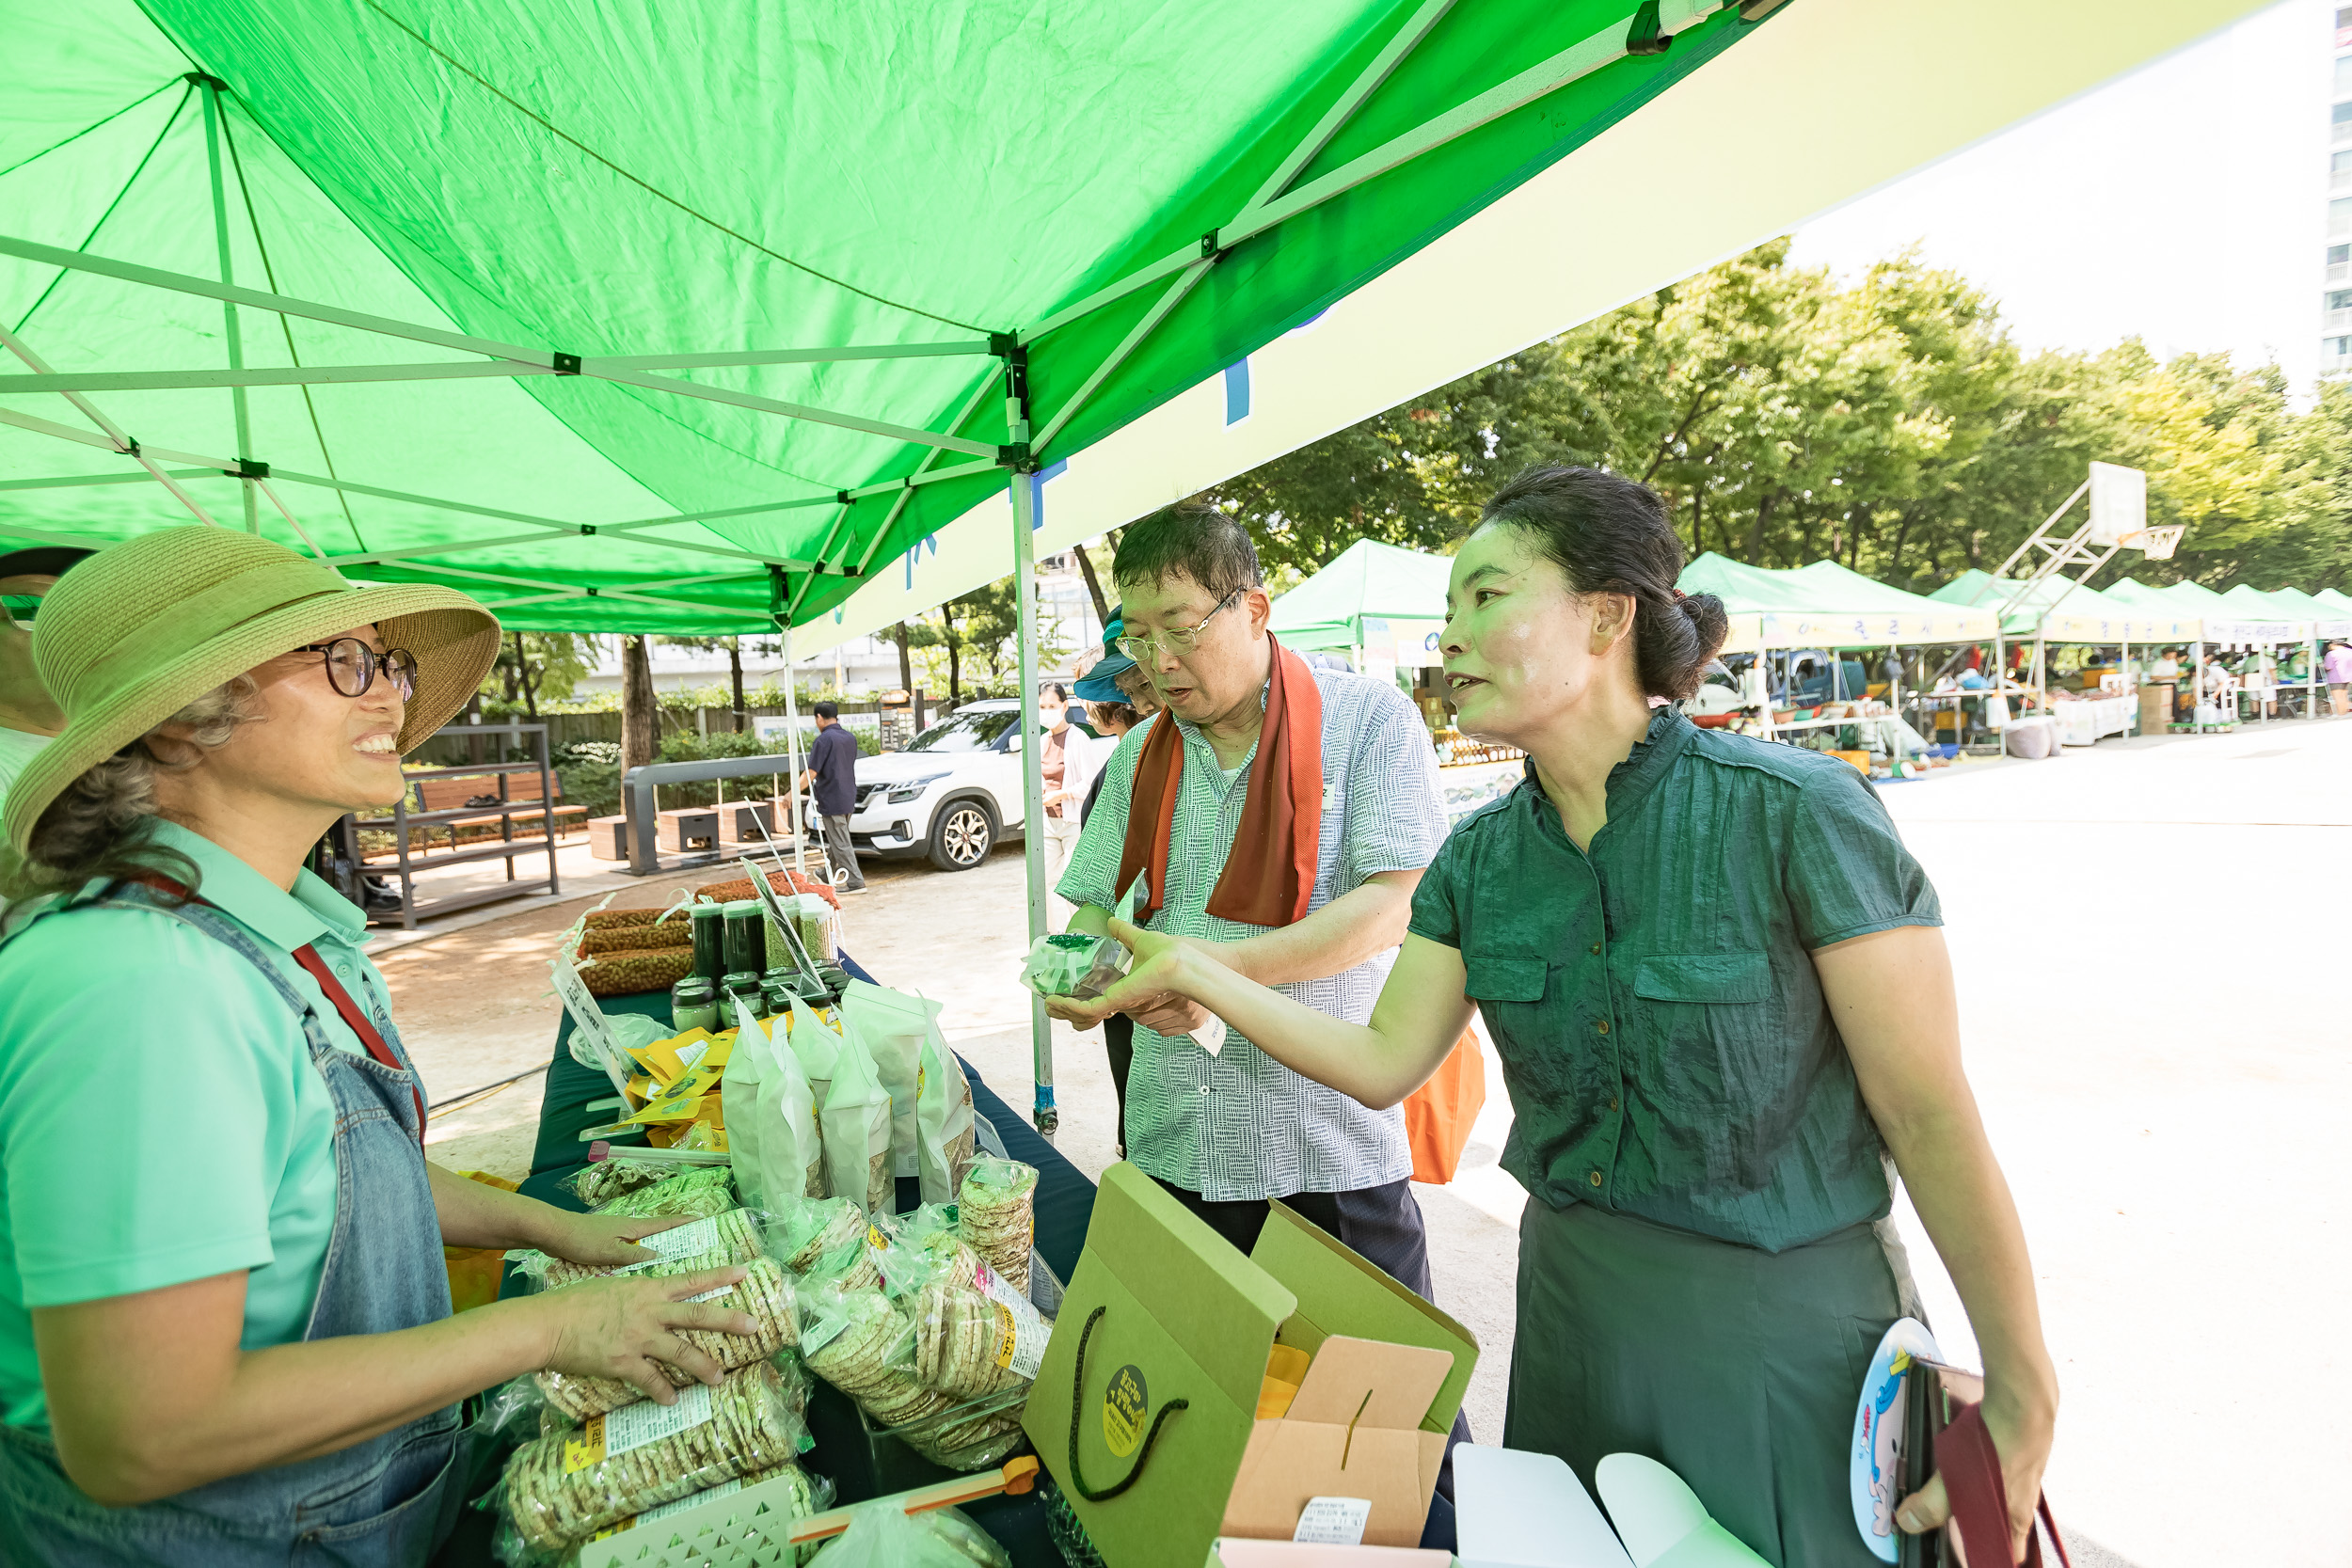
(562, 1415), (607, 1474)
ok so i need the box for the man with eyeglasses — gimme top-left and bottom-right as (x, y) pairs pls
(0, 546), (94, 811)
(1047, 505), (1455, 1329)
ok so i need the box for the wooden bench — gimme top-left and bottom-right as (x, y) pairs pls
(410, 771), (588, 854)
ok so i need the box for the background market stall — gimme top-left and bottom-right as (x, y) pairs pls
(1931, 568), (2201, 746)
(1677, 552), (2001, 756)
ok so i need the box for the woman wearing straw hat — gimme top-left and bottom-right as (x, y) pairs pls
(0, 529), (759, 1566)
(1065, 469), (2058, 1566)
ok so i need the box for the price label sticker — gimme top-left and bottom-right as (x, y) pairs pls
(604, 1384), (712, 1456)
(1292, 1497), (1371, 1546)
(614, 1215), (723, 1275)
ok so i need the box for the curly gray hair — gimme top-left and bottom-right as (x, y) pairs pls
(1, 677), (266, 902)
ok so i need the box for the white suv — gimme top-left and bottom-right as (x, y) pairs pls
(807, 698), (1029, 872)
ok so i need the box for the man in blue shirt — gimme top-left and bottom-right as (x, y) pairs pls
(798, 701), (866, 894)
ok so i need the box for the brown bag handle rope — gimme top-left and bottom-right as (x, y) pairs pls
(1065, 1306), (1189, 1503)
(1934, 1399), (2072, 1568)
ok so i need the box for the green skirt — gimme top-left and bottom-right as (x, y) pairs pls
(1506, 1200), (1921, 1568)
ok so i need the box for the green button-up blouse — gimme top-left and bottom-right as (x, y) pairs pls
(1408, 709), (1941, 1253)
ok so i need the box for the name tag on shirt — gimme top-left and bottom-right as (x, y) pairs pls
(1321, 780), (1342, 813)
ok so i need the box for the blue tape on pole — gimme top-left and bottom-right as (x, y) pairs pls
(1223, 358), (1250, 425)
(1035, 1085), (1057, 1108)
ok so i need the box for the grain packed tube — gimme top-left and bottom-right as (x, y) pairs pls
(500, 1359), (807, 1554)
(576, 924), (694, 956)
(957, 1156), (1038, 1295)
(907, 1280), (1025, 1400)
(536, 1257), (799, 1421)
(565, 1156), (675, 1210)
(770, 1196), (881, 1292)
(578, 946), (696, 998)
(592, 1165), (737, 1221)
(534, 1208), (765, 1291)
(800, 1286), (955, 1429)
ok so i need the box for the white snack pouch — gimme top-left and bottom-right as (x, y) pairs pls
(720, 997), (772, 1209)
(784, 990), (841, 1113)
(767, 1002), (828, 1200)
(820, 1006), (894, 1215)
(841, 980), (935, 1179)
(916, 1019), (977, 1206)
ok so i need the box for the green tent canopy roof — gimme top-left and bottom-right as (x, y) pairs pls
(1677, 553), (1995, 649)
(1266, 537), (1454, 651)
(2, 0), (1775, 633)
(1929, 567), (2199, 642)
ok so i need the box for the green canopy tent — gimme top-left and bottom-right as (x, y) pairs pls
(1266, 537), (1453, 660)
(1677, 553), (1998, 648)
(2263, 585), (2352, 639)
(0, 0), (2267, 1128)
(1931, 567), (2199, 644)
(2315, 588), (2352, 619)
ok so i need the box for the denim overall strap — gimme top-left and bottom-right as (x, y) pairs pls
(0, 884), (466, 1567)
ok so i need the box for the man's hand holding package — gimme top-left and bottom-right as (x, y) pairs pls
(1042, 920), (1217, 1033)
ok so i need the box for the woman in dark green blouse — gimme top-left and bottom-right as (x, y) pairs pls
(1074, 467), (2058, 1566)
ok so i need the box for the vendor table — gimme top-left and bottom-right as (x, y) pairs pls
(441, 948), (1095, 1568)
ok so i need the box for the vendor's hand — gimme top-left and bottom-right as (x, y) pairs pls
(1895, 1379), (2056, 1562)
(533, 1210), (708, 1270)
(1063, 921), (1222, 1037)
(535, 1266), (758, 1404)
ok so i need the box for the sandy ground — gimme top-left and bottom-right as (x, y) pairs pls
(379, 717), (2352, 1568)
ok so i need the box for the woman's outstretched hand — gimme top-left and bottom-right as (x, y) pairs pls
(1895, 1377), (2056, 1563)
(1039, 919), (1216, 1031)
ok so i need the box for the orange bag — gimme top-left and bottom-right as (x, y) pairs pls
(1401, 1028), (1486, 1184)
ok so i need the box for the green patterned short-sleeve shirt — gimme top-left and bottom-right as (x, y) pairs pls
(1410, 709), (1941, 1253)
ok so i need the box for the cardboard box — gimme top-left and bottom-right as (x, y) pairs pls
(1222, 1335), (1453, 1545)
(1025, 1164), (1476, 1568)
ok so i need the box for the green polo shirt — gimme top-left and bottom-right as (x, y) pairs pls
(0, 820), (389, 1432)
(1409, 710), (1940, 1253)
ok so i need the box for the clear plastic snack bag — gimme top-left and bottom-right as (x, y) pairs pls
(814, 1499), (1010, 1568)
(767, 1195), (881, 1291)
(1019, 871), (1145, 1000)
(591, 1165), (737, 1222)
(720, 999), (774, 1209)
(840, 980), (936, 1179)
(496, 1360), (810, 1557)
(820, 1007), (894, 1215)
(915, 1025), (977, 1207)
(763, 1003), (828, 1202)
(534, 1257), (798, 1421)
(957, 1157), (1038, 1296)
(797, 1279), (955, 1430)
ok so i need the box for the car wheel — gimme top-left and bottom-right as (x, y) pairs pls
(927, 799), (996, 871)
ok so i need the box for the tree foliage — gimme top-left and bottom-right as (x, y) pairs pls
(1198, 241), (2352, 594)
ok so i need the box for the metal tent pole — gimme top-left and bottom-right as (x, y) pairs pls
(197, 79), (256, 533)
(1002, 347), (1055, 1139)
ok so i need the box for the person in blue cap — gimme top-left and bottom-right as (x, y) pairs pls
(1069, 608), (1156, 1154)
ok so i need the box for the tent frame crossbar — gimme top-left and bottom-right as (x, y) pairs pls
(0, 233), (1000, 457)
(0, 412), (847, 574)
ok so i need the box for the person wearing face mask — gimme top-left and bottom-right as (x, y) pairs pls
(1036, 681), (1098, 930)
(1044, 504), (1454, 1323)
(0, 529), (762, 1565)
(0, 546), (94, 811)
(1066, 468), (2059, 1568)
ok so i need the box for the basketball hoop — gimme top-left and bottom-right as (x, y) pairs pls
(2129, 525), (2185, 562)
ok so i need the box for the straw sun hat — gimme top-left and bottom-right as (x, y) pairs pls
(4, 527), (501, 854)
